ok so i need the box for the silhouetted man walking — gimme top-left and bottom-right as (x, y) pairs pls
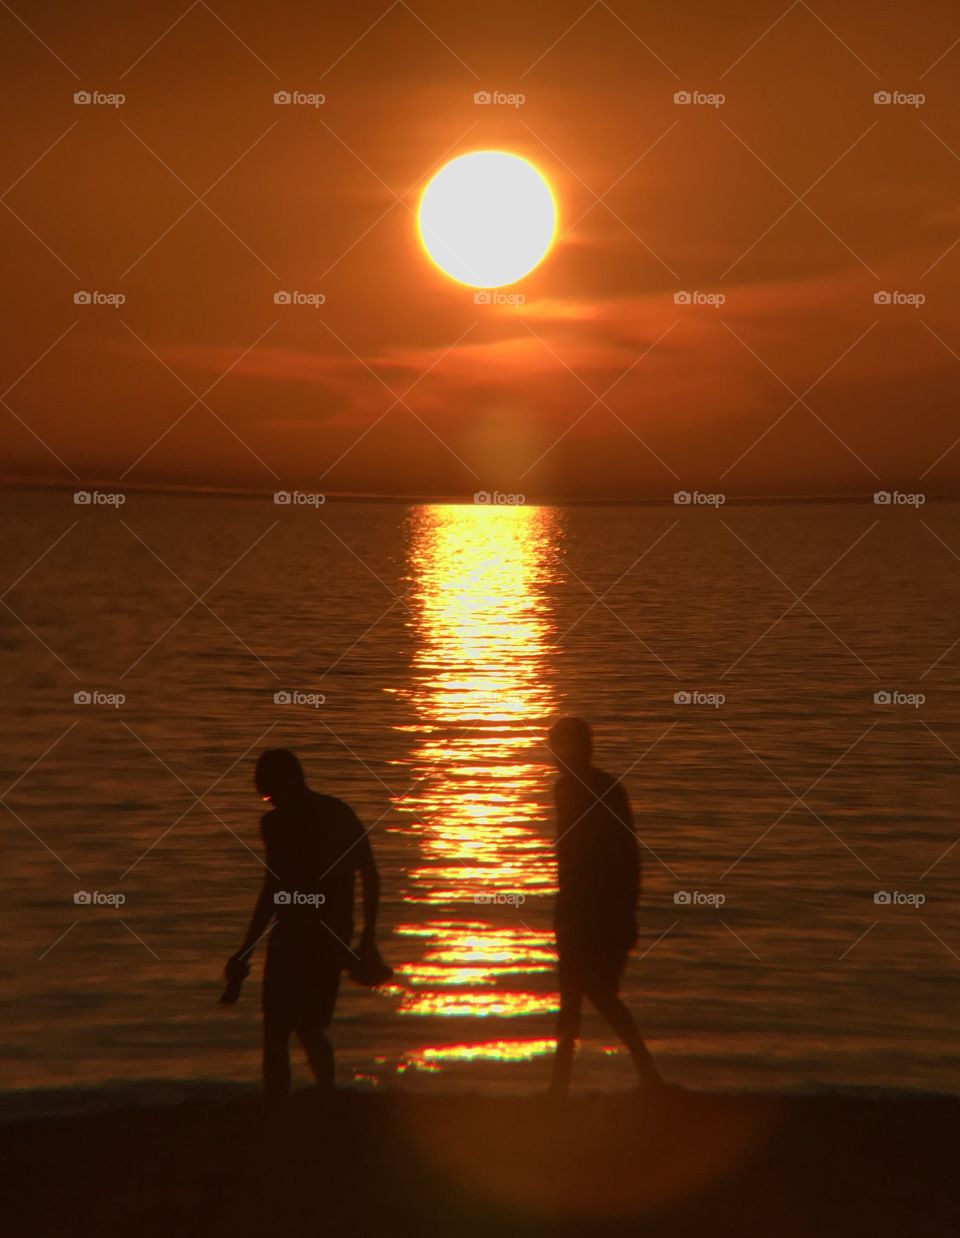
(548, 717), (663, 1094)
(225, 749), (381, 1099)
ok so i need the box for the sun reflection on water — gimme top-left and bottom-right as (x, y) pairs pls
(388, 504), (561, 1068)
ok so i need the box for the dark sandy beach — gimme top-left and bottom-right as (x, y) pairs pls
(5, 1089), (958, 1237)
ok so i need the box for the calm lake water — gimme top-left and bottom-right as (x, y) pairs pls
(2, 489), (960, 1112)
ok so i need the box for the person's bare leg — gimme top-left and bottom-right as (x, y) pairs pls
(263, 1015), (293, 1100)
(589, 990), (662, 1087)
(294, 1015), (335, 1091)
(550, 984), (582, 1094)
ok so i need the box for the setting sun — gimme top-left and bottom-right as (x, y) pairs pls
(417, 150), (557, 288)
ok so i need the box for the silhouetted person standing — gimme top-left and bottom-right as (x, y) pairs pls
(548, 717), (663, 1094)
(225, 749), (381, 1099)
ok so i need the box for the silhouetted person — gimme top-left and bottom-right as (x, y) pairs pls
(548, 716), (663, 1094)
(225, 749), (381, 1099)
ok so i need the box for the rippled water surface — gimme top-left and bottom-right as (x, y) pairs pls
(3, 490), (960, 1105)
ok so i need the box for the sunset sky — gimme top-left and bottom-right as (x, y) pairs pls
(2, 0), (959, 499)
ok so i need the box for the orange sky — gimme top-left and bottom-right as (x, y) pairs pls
(2, 0), (959, 499)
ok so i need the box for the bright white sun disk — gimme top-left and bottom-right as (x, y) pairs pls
(418, 151), (557, 289)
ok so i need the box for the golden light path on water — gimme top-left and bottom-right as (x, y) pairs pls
(387, 504), (561, 1074)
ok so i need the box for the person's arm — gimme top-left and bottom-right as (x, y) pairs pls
(226, 817), (278, 973)
(615, 782), (640, 902)
(235, 873), (277, 956)
(356, 827), (380, 947)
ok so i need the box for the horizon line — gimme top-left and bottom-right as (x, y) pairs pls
(1, 476), (955, 508)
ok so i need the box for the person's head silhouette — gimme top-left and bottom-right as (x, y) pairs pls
(549, 715), (593, 776)
(255, 748), (307, 805)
